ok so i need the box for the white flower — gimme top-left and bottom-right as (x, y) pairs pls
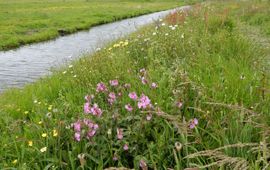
(40, 147), (47, 153)
(181, 33), (185, 39)
(107, 129), (112, 135)
(68, 65), (73, 68)
(161, 23), (166, 26)
(152, 32), (157, 35)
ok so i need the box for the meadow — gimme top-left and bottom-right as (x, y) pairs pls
(0, 1), (270, 169)
(0, 0), (184, 50)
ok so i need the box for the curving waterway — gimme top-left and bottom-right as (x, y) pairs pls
(0, 6), (190, 92)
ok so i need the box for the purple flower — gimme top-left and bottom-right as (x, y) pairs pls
(129, 92), (138, 100)
(90, 103), (102, 117)
(84, 102), (91, 114)
(125, 104), (133, 112)
(138, 94), (151, 109)
(109, 79), (119, 86)
(96, 82), (107, 92)
(123, 144), (129, 151)
(74, 132), (81, 141)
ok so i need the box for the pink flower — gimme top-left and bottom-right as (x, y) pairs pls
(156, 107), (164, 116)
(141, 77), (148, 84)
(73, 121), (81, 132)
(86, 130), (96, 139)
(189, 118), (198, 129)
(84, 102), (91, 114)
(93, 124), (99, 130)
(176, 101), (183, 108)
(124, 83), (131, 89)
(90, 103), (102, 117)
(123, 144), (129, 151)
(151, 82), (158, 89)
(113, 155), (118, 161)
(138, 94), (151, 109)
(108, 92), (116, 105)
(83, 119), (93, 128)
(140, 160), (147, 170)
(74, 132), (81, 141)
(125, 104), (133, 112)
(84, 95), (94, 102)
(140, 68), (146, 74)
(129, 92), (138, 100)
(146, 114), (152, 121)
(96, 82), (107, 92)
(117, 128), (123, 140)
(109, 79), (119, 86)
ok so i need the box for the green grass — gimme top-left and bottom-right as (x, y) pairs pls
(0, 0), (185, 51)
(0, 1), (270, 169)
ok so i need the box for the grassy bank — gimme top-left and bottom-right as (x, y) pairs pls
(0, 1), (270, 169)
(0, 0), (185, 51)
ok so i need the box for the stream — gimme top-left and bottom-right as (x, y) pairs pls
(0, 6), (190, 92)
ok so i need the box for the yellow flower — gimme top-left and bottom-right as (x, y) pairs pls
(12, 159), (18, 164)
(38, 121), (42, 125)
(28, 140), (33, 147)
(53, 129), (58, 137)
(24, 111), (29, 114)
(108, 47), (112, 51)
(40, 147), (47, 153)
(123, 41), (129, 46)
(41, 133), (47, 138)
(113, 44), (120, 48)
(48, 105), (53, 111)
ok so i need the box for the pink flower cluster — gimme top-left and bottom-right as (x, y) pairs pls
(138, 94), (151, 109)
(108, 92), (117, 105)
(109, 79), (119, 86)
(84, 102), (103, 117)
(72, 119), (99, 141)
(96, 82), (107, 92)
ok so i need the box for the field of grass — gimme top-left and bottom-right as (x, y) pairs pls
(0, 1), (270, 169)
(0, 0), (186, 51)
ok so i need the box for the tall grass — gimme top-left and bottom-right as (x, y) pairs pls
(0, 2), (269, 169)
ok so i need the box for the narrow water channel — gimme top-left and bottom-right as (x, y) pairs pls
(0, 6), (190, 92)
